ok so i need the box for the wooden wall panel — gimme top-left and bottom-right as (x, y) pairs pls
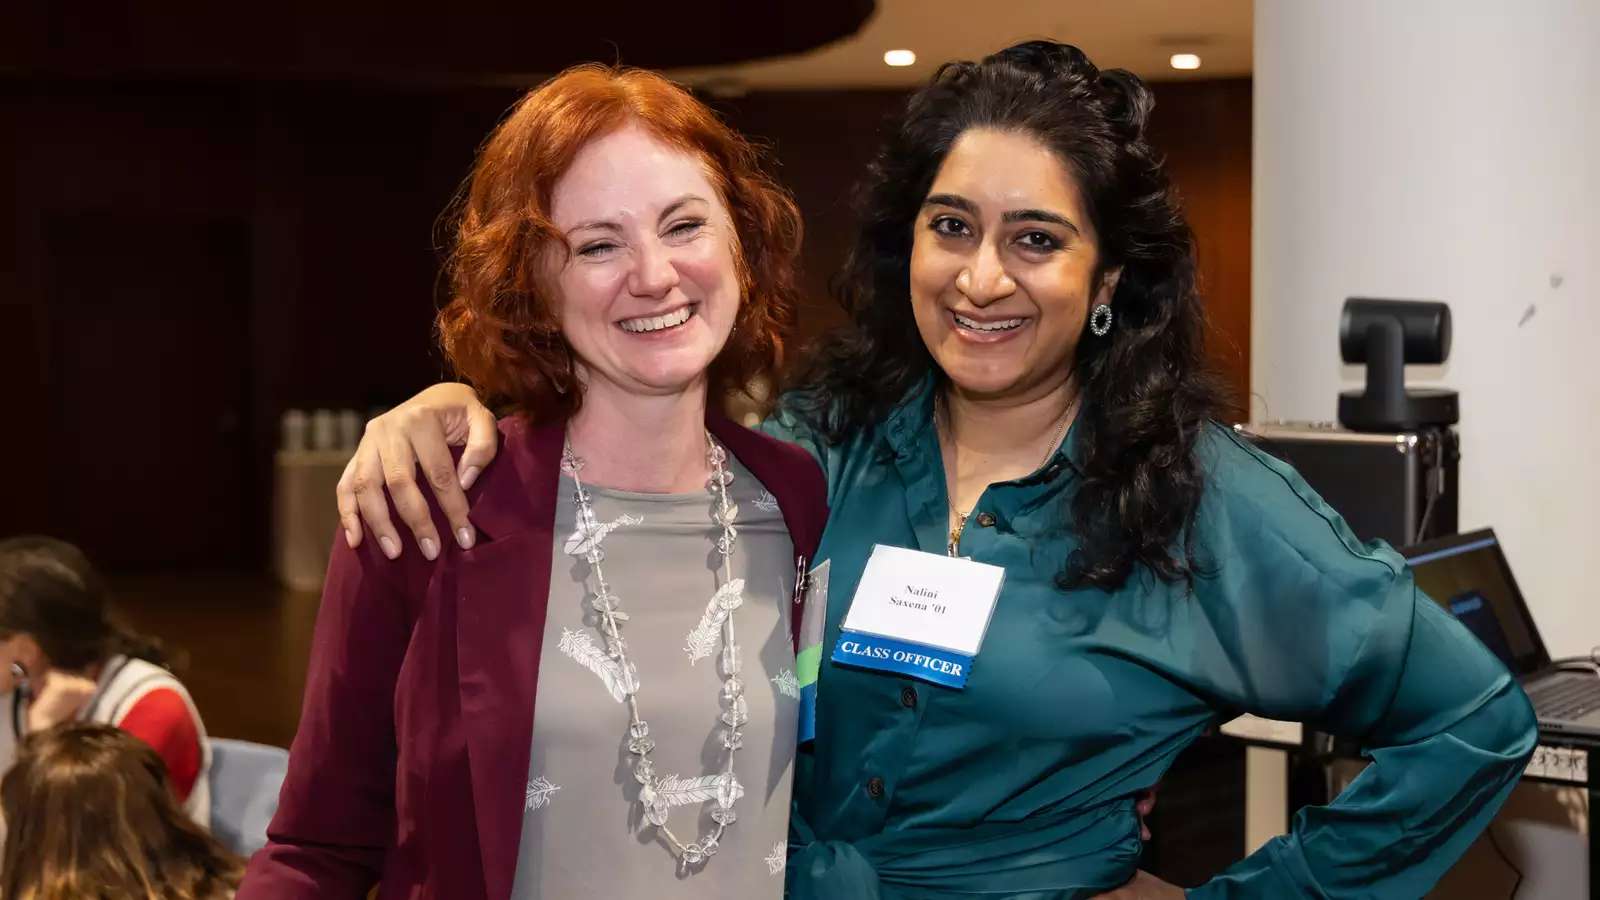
(1, 77), (1252, 567)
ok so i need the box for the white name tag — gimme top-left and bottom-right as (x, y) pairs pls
(832, 545), (1005, 688)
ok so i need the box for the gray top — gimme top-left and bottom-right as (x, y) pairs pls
(510, 456), (798, 899)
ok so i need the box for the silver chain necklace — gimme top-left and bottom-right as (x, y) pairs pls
(939, 390), (1075, 557)
(560, 434), (746, 872)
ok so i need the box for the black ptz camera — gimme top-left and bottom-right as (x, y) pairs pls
(1337, 298), (1459, 432)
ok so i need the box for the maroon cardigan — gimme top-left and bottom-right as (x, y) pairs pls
(240, 414), (829, 900)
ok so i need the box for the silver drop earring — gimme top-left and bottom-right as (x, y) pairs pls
(9, 662), (29, 696)
(1089, 303), (1114, 337)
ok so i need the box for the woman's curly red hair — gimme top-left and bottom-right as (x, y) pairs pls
(437, 64), (803, 419)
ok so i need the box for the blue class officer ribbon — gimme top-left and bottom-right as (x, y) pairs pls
(830, 631), (974, 689)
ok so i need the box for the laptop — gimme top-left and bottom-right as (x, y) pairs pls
(1402, 528), (1600, 740)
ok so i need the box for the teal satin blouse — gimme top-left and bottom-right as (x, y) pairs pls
(765, 375), (1536, 899)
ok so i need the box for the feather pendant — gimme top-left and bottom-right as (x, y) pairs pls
(557, 627), (639, 702)
(563, 513), (643, 558)
(683, 579), (745, 663)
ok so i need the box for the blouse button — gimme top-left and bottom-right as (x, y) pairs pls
(899, 686), (918, 709)
(866, 776), (885, 799)
(975, 512), (997, 528)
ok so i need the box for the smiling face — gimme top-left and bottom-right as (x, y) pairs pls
(910, 127), (1118, 402)
(546, 123), (743, 404)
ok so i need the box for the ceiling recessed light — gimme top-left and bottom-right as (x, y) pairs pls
(1169, 53), (1202, 71)
(884, 49), (917, 67)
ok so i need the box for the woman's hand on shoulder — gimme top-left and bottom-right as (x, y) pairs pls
(336, 382), (498, 560)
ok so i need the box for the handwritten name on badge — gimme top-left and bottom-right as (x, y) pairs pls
(890, 584), (949, 614)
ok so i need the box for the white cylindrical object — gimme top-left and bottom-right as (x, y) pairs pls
(310, 409), (338, 452)
(337, 409), (362, 452)
(1250, 7), (1594, 894)
(279, 409), (308, 454)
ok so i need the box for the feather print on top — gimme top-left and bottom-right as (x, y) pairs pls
(765, 841), (787, 875)
(525, 776), (561, 812)
(771, 669), (800, 700)
(557, 627), (639, 702)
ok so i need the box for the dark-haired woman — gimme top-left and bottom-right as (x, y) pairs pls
(0, 536), (212, 826)
(333, 41), (1534, 899)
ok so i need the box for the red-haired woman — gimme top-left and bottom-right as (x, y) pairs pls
(237, 65), (827, 899)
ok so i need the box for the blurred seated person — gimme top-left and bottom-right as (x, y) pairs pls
(1, 723), (242, 899)
(0, 536), (212, 825)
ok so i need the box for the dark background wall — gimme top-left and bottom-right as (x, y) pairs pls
(0, 76), (1251, 572)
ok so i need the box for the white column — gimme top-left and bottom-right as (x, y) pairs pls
(1253, 0), (1599, 659)
(1252, 4), (1597, 896)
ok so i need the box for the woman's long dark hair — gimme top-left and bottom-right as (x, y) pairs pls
(791, 40), (1224, 590)
(0, 536), (170, 671)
